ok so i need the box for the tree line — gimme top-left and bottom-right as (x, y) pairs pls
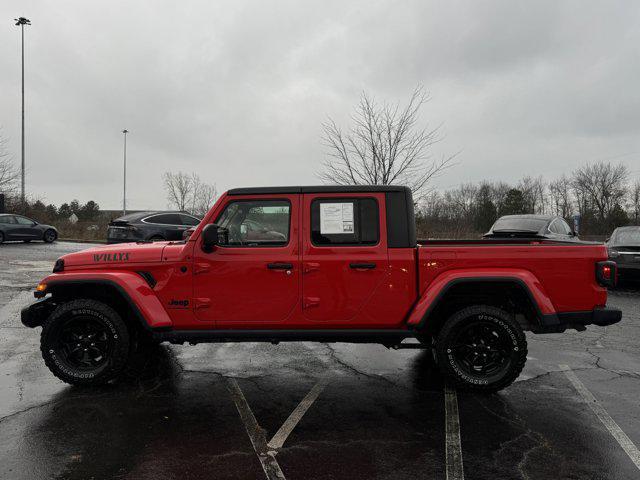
(417, 163), (640, 238)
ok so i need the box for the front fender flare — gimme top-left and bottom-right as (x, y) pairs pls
(36, 272), (173, 330)
(406, 269), (557, 329)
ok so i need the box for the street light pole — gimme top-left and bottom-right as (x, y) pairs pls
(122, 129), (128, 215)
(14, 17), (30, 206)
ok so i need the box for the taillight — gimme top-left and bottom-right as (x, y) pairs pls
(596, 260), (617, 288)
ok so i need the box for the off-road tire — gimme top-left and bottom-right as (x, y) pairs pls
(40, 299), (131, 386)
(435, 305), (527, 393)
(0, 231), (4, 244)
(43, 229), (57, 243)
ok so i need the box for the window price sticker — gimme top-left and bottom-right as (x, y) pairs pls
(320, 202), (354, 234)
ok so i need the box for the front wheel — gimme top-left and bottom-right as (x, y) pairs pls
(43, 229), (57, 243)
(435, 305), (527, 393)
(40, 299), (131, 386)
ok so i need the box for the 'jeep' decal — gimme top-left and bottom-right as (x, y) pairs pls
(93, 253), (130, 262)
(168, 299), (189, 308)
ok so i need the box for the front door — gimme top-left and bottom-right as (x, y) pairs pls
(301, 193), (389, 325)
(192, 194), (300, 327)
(12, 215), (40, 240)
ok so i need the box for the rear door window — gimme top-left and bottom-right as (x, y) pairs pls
(145, 214), (182, 225)
(310, 198), (379, 246)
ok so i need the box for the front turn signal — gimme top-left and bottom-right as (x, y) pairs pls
(34, 283), (47, 298)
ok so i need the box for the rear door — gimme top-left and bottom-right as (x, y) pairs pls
(301, 193), (389, 325)
(192, 194), (300, 326)
(0, 215), (19, 239)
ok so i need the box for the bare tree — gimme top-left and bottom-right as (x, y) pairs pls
(319, 87), (457, 199)
(0, 132), (18, 195)
(571, 162), (628, 221)
(192, 180), (217, 217)
(518, 176), (547, 214)
(630, 180), (640, 224)
(163, 171), (216, 216)
(548, 175), (572, 218)
(163, 171), (193, 212)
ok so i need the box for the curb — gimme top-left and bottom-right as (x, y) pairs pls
(59, 238), (107, 244)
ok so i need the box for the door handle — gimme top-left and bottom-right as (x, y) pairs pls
(267, 263), (294, 270)
(349, 263), (376, 269)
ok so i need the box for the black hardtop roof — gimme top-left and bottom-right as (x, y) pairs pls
(227, 185), (410, 195)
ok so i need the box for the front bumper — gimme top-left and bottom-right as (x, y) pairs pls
(536, 306), (622, 333)
(21, 299), (56, 328)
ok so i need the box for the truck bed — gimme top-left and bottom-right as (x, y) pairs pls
(416, 239), (609, 313)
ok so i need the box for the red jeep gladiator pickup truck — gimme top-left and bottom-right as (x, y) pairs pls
(22, 186), (621, 392)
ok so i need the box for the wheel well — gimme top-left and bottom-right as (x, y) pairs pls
(419, 280), (541, 336)
(49, 282), (150, 338)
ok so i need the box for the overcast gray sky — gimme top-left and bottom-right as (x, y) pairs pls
(1, 1), (639, 209)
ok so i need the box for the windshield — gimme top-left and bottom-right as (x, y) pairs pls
(611, 228), (640, 246)
(491, 218), (547, 233)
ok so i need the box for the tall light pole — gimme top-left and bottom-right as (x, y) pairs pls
(14, 17), (31, 206)
(122, 129), (128, 215)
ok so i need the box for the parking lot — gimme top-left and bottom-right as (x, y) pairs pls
(1, 242), (639, 479)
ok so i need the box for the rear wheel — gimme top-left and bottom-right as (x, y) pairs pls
(40, 299), (131, 386)
(435, 305), (527, 392)
(43, 229), (57, 243)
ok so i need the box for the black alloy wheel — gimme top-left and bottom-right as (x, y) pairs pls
(435, 305), (527, 392)
(449, 321), (512, 377)
(41, 299), (131, 386)
(43, 229), (57, 243)
(55, 316), (113, 372)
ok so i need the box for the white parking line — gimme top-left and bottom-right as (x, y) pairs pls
(226, 378), (287, 480)
(268, 377), (329, 450)
(560, 364), (640, 471)
(444, 386), (465, 480)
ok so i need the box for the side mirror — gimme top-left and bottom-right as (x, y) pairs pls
(202, 224), (220, 252)
(201, 224), (228, 252)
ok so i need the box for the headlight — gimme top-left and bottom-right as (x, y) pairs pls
(608, 249), (620, 258)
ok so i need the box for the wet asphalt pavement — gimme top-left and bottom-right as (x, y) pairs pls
(1, 242), (640, 480)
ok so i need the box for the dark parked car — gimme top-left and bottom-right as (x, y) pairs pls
(484, 214), (578, 241)
(607, 226), (640, 281)
(0, 214), (58, 244)
(107, 211), (200, 244)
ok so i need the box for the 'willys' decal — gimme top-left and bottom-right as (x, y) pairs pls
(93, 253), (130, 262)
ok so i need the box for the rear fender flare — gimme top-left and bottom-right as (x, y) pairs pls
(39, 272), (173, 330)
(406, 269), (556, 329)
